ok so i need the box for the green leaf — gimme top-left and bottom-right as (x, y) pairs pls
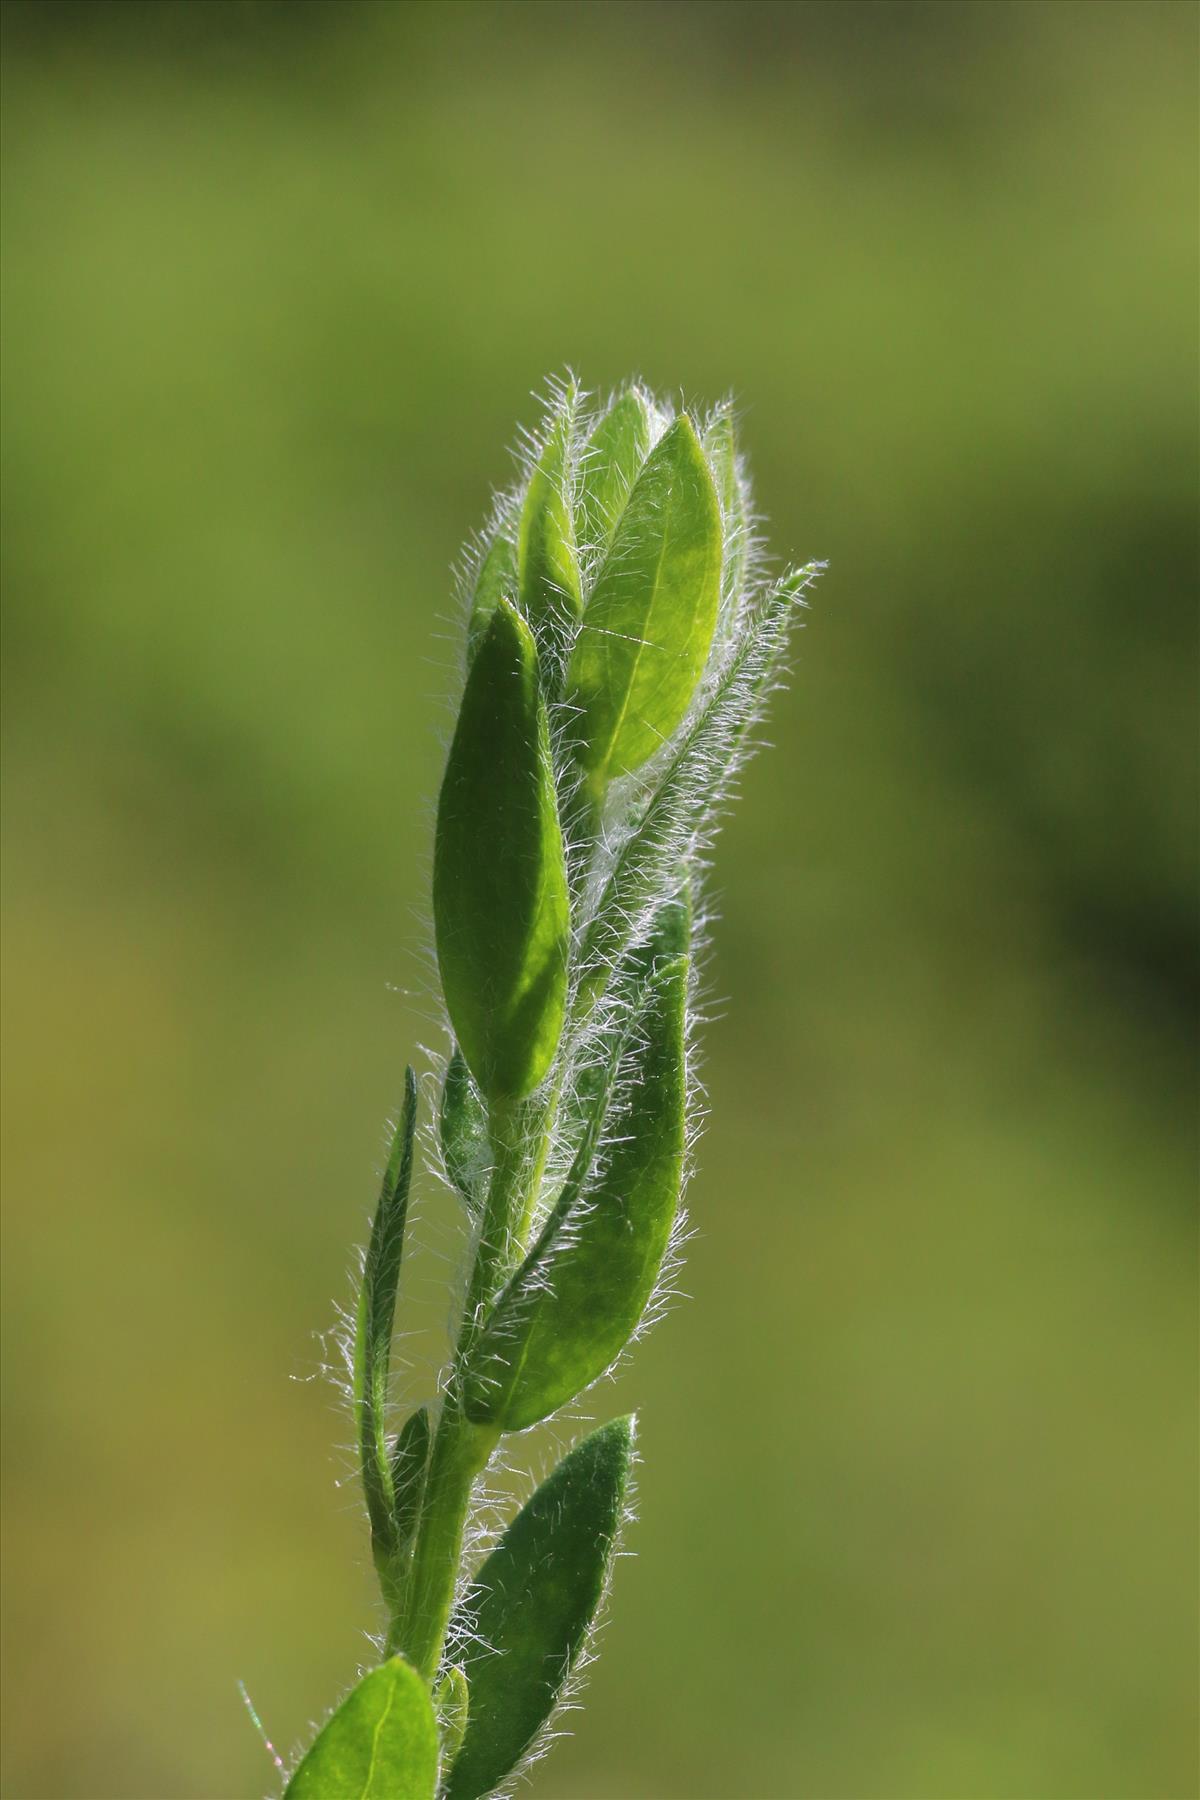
(576, 388), (652, 563)
(284, 1656), (438, 1800)
(444, 1418), (634, 1800)
(577, 565), (817, 1014)
(556, 883), (691, 1175)
(355, 1069), (418, 1583)
(438, 1050), (489, 1217)
(567, 414), (722, 787)
(632, 879), (692, 974)
(464, 958), (686, 1431)
(389, 1404), (431, 1548)
(704, 409), (749, 628)
(433, 1665), (470, 1771)
(518, 406), (581, 656)
(433, 599), (570, 1103)
(467, 530), (518, 652)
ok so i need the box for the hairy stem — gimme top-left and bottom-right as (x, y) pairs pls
(390, 1090), (553, 1675)
(388, 1405), (497, 1677)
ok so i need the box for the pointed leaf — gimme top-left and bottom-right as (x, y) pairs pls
(438, 1050), (489, 1217)
(567, 414), (722, 785)
(632, 880), (692, 974)
(464, 959), (686, 1430)
(355, 1069), (418, 1579)
(567, 885), (691, 1154)
(577, 564), (818, 1014)
(433, 1665), (470, 1771)
(576, 389), (652, 562)
(518, 407), (581, 656)
(704, 410), (750, 633)
(434, 599), (570, 1102)
(389, 1404), (431, 1548)
(444, 1418), (634, 1800)
(467, 530), (518, 652)
(537, 936), (650, 1204)
(284, 1656), (438, 1800)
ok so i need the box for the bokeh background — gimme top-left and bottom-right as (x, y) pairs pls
(2, 3), (1197, 1797)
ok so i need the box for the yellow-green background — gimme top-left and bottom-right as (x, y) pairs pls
(2, 3), (1196, 1796)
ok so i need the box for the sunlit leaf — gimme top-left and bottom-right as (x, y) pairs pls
(703, 408), (749, 631)
(467, 530), (518, 651)
(518, 405), (581, 659)
(577, 565), (816, 1011)
(284, 1657), (437, 1800)
(576, 387), (652, 562)
(567, 414), (722, 786)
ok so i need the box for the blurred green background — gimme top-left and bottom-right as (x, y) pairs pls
(2, 3), (1196, 1797)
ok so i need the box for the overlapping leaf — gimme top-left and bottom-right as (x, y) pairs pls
(577, 564), (816, 1013)
(464, 959), (687, 1431)
(518, 406), (581, 661)
(354, 1069), (418, 1589)
(704, 409), (750, 634)
(576, 388), (653, 563)
(567, 414), (722, 787)
(467, 529), (518, 651)
(433, 599), (570, 1102)
(438, 1049), (489, 1217)
(444, 1418), (633, 1800)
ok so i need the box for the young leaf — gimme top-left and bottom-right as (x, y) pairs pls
(567, 414), (722, 788)
(284, 1656), (438, 1800)
(355, 1069), (418, 1582)
(444, 1418), (634, 1800)
(518, 405), (582, 655)
(390, 1404), (431, 1548)
(433, 598), (570, 1102)
(467, 530), (518, 652)
(438, 1049), (489, 1217)
(632, 878), (692, 973)
(576, 388), (652, 563)
(577, 564), (817, 1012)
(567, 878), (691, 1144)
(704, 409), (749, 626)
(463, 958), (686, 1432)
(433, 1665), (470, 1770)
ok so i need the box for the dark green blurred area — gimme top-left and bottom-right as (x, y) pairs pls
(2, 2), (1196, 1796)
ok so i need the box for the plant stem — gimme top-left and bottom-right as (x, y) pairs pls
(389, 1090), (551, 1677)
(470, 1089), (560, 1313)
(388, 1405), (497, 1676)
